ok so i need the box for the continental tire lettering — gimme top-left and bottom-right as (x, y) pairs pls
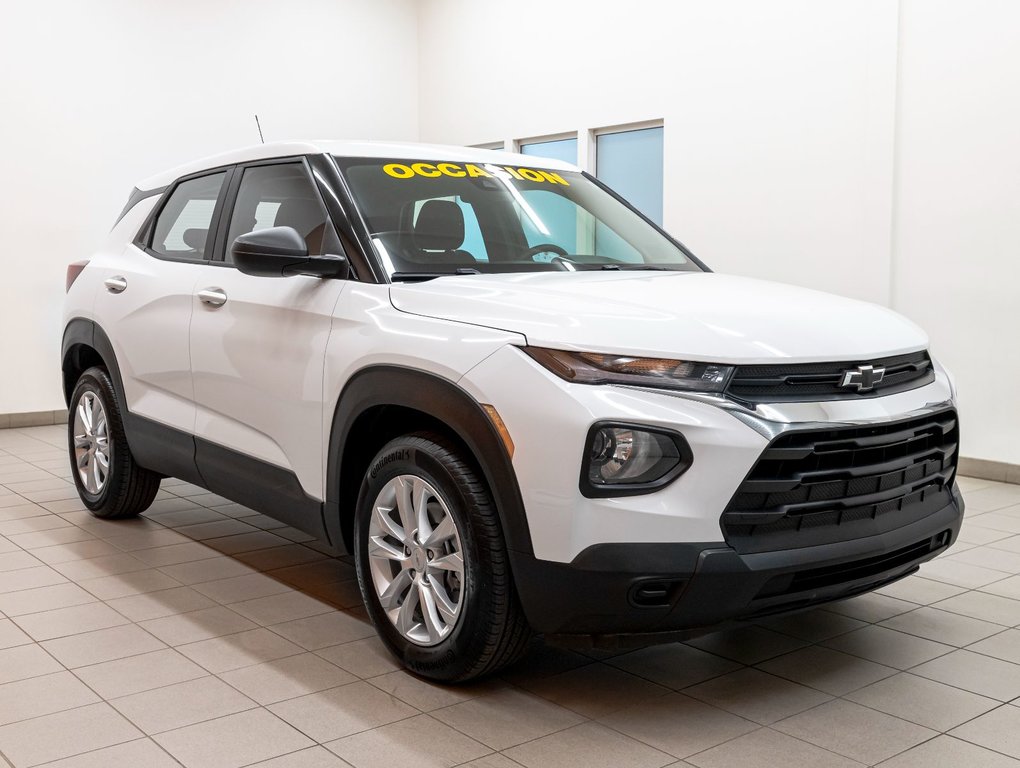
(411, 162), (441, 178)
(369, 447), (411, 479)
(412, 650), (458, 670)
(437, 162), (466, 177)
(383, 163), (415, 179)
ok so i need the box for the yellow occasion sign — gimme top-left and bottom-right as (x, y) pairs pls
(382, 162), (570, 185)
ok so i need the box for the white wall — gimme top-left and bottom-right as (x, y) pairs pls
(417, 0), (1020, 465)
(893, 0), (1020, 465)
(0, 0), (419, 414)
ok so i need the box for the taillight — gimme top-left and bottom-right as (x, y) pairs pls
(66, 260), (89, 292)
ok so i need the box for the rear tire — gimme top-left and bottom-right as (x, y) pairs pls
(67, 367), (160, 519)
(354, 433), (531, 682)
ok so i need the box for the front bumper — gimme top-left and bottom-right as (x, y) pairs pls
(510, 485), (963, 643)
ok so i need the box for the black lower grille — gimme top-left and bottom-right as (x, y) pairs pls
(727, 350), (934, 403)
(755, 530), (951, 600)
(723, 410), (959, 554)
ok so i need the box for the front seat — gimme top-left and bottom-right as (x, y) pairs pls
(412, 200), (475, 265)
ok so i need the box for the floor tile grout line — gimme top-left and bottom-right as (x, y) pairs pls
(238, 742), (356, 768)
(938, 699), (1017, 734)
(870, 730), (944, 767)
(590, 686), (763, 761)
(760, 691), (934, 763)
(433, 698), (592, 758)
(897, 648), (1020, 703)
(51, 734), (189, 766)
(940, 702), (1020, 763)
(40, 625), (173, 674)
(102, 673), (262, 738)
(688, 722), (874, 767)
(870, 607), (1012, 644)
(14, 725), (146, 768)
(596, 658), (999, 763)
(837, 674), (1002, 733)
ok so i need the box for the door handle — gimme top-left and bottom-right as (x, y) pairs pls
(197, 288), (227, 307)
(104, 276), (127, 294)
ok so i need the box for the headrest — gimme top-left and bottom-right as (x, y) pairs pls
(414, 200), (464, 251)
(182, 228), (208, 252)
(275, 198), (323, 239)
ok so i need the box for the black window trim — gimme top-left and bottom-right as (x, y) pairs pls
(114, 186), (167, 229)
(134, 165), (235, 265)
(208, 156), (355, 279)
(316, 153), (385, 284)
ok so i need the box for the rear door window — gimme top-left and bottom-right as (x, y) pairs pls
(149, 172), (227, 260)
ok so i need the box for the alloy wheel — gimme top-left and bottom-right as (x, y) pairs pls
(72, 391), (111, 494)
(367, 474), (465, 646)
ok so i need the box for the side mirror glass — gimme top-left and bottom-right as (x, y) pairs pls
(231, 226), (350, 279)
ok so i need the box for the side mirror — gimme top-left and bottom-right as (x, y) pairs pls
(231, 226), (350, 279)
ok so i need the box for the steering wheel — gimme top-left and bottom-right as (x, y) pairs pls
(520, 242), (569, 261)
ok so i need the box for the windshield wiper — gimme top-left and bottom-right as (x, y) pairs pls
(599, 264), (677, 271)
(390, 267), (480, 282)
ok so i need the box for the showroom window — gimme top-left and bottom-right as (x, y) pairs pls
(225, 163), (335, 261)
(595, 125), (664, 225)
(519, 136), (578, 165)
(149, 172), (226, 260)
(515, 137), (580, 254)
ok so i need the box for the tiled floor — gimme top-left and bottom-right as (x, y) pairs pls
(1, 425), (1020, 767)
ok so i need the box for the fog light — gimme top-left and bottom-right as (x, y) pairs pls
(582, 423), (692, 497)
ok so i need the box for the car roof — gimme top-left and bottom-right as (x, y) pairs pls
(136, 140), (582, 191)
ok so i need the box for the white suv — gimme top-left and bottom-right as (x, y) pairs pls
(62, 141), (963, 681)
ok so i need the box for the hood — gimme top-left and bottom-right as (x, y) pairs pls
(389, 272), (928, 364)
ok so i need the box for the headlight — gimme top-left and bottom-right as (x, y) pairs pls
(582, 423), (692, 497)
(523, 347), (733, 392)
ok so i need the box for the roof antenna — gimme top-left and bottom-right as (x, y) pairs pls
(254, 114), (265, 144)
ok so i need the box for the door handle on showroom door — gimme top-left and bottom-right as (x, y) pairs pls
(104, 276), (127, 294)
(197, 288), (227, 307)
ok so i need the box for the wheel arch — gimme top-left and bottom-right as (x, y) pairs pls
(62, 319), (127, 412)
(325, 366), (533, 558)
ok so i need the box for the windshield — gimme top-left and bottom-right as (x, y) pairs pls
(334, 157), (701, 279)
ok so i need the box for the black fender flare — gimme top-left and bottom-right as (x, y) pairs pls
(61, 319), (127, 411)
(324, 365), (534, 557)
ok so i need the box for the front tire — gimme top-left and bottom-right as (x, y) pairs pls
(67, 367), (160, 519)
(354, 433), (530, 682)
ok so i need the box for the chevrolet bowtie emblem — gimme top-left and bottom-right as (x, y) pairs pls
(840, 364), (886, 392)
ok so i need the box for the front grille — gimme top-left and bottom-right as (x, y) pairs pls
(727, 351), (933, 403)
(723, 410), (959, 554)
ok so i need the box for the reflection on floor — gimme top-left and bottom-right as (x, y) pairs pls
(2, 424), (1020, 767)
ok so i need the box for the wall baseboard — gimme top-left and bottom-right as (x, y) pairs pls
(959, 456), (1020, 486)
(0, 410), (68, 429)
(1, 414), (1017, 486)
